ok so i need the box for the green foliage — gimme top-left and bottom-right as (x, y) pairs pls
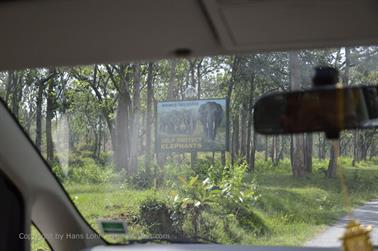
(255, 158), (273, 171)
(339, 156), (353, 167)
(128, 167), (154, 189)
(139, 198), (177, 236)
(171, 162), (266, 240)
(312, 158), (330, 174)
(64, 158), (118, 184)
(30, 159), (378, 249)
(161, 161), (194, 187)
(171, 175), (214, 238)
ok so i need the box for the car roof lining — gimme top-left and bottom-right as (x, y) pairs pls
(0, 0), (377, 71)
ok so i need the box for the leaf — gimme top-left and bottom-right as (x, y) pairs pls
(174, 195), (179, 202)
(189, 176), (199, 186)
(202, 177), (210, 185)
(178, 176), (186, 184)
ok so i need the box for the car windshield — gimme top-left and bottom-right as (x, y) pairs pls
(1, 46), (378, 250)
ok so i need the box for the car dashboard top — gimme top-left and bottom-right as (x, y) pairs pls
(82, 244), (376, 251)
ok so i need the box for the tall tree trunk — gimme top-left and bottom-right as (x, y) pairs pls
(221, 151), (226, 166)
(278, 136), (285, 160)
(35, 80), (44, 150)
(321, 136), (326, 159)
(188, 60), (198, 170)
(249, 131), (257, 170)
(46, 74), (55, 163)
(167, 60), (177, 100)
(304, 133), (313, 173)
(228, 56), (240, 165)
(327, 140), (339, 178)
(289, 51), (305, 177)
(232, 114), (240, 164)
(343, 47), (350, 86)
(11, 73), (22, 117)
(317, 134), (323, 159)
(129, 64), (141, 175)
(115, 95), (129, 172)
(93, 124), (99, 157)
(275, 136), (281, 163)
(97, 117), (103, 159)
(240, 104), (248, 157)
(327, 48), (350, 171)
(34, 70), (56, 150)
(196, 60), (202, 99)
(144, 63), (154, 174)
(5, 71), (13, 104)
(246, 72), (256, 171)
(292, 135), (305, 177)
(271, 136), (277, 166)
(115, 66), (131, 173)
(343, 48), (357, 166)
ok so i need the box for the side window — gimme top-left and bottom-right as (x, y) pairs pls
(32, 225), (51, 251)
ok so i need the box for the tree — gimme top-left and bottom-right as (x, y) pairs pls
(144, 62), (154, 174)
(1, 45), (377, 183)
(246, 63), (256, 170)
(46, 70), (56, 163)
(289, 51), (305, 177)
(35, 70), (56, 150)
(129, 64), (142, 174)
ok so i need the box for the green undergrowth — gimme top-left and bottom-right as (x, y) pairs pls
(32, 157), (378, 250)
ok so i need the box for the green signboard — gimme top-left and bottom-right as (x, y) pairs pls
(156, 98), (229, 152)
(97, 220), (128, 235)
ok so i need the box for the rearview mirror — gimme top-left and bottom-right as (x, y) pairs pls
(253, 85), (378, 138)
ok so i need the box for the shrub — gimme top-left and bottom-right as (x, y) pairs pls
(171, 162), (268, 240)
(235, 206), (268, 235)
(312, 158), (330, 173)
(339, 156), (353, 166)
(52, 163), (66, 182)
(161, 161), (194, 189)
(254, 158), (273, 170)
(129, 167), (154, 189)
(67, 158), (116, 184)
(139, 198), (180, 237)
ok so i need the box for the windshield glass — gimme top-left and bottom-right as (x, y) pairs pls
(1, 46), (378, 248)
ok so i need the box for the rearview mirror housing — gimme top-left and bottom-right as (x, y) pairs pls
(253, 85), (378, 138)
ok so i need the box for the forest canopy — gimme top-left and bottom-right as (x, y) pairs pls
(1, 47), (377, 178)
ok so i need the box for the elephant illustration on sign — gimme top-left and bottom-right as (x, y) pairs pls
(198, 102), (224, 140)
(159, 109), (197, 134)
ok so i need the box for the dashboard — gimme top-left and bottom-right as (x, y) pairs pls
(83, 244), (347, 251)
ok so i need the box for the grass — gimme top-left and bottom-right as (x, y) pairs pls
(249, 158), (378, 245)
(32, 157), (378, 250)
